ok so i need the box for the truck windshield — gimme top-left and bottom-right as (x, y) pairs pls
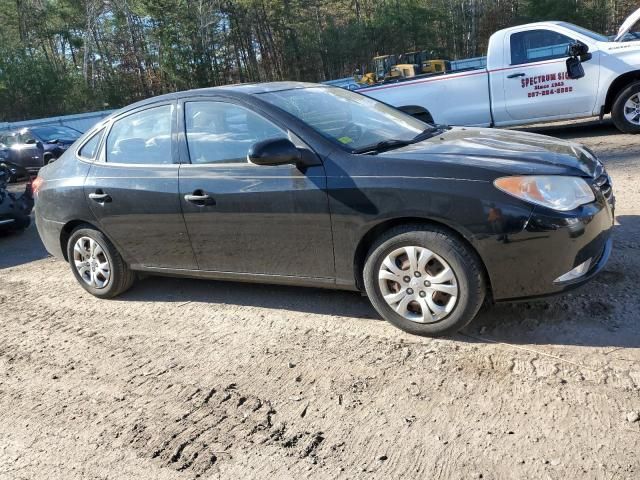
(558, 22), (609, 42)
(259, 86), (430, 152)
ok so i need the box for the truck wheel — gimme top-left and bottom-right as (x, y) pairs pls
(363, 225), (486, 337)
(612, 81), (640, 133)
(66, 226), (136, 298)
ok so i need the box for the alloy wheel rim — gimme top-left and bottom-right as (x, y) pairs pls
(378, 246), (458, 324)
(73, 236), (111, 289)
(623, 93), (640, 125)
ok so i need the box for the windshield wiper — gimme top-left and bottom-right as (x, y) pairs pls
(353, 126), (442, 155)
(411, 126), (442, 142)
(353, 139), (413, 154)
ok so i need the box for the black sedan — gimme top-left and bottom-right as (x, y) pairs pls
(0, 125), (81, 172)
(33, 82), (614, 336)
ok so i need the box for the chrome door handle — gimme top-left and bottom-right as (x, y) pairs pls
(184, 190), (215, 206)
(89, 191), (111, 203)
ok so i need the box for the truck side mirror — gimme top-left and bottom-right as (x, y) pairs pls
(566, 57), (585, 79)
(567, 41), (591, 62)
(567, 42), (589, 58)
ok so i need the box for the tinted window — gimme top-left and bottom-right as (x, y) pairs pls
(510, 30), (574, 65)
(78, 129), (104, 159)
(106, 104), (173, 164)
(185, 102), (285, 164)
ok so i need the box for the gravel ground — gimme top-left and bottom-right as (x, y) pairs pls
(0, 118), (638, 480)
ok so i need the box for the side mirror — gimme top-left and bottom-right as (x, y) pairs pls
(25, 138), (36, 145)
(567, 42), (589, 58)
(248, 138), (301, 166)
(566, 57), (585, 79)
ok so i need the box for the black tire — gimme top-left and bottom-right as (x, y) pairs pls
(363, 225), (486, 337)
(611, 81), (640, 133)
(66, 226), (135, 298)
(43, 155), (53, 165)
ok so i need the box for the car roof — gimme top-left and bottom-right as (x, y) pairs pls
(119, 82), (324, 111)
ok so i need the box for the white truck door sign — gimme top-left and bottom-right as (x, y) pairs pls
(499, 27), (600, 121)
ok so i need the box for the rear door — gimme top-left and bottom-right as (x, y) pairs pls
(178, 98), (334, 279)
(84, 102), (197, 270)
(499, 27), (600, 121)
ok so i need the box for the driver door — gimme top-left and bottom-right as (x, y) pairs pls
(498, 28), (600, 122)
(178, 99), (335, 279)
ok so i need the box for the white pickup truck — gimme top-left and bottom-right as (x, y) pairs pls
(360, 9), (640, 133)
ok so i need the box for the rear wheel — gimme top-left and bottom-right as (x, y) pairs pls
(612, 81), (640, 133)
(66, 226), (135, 298)
(363, 225), (485, 337)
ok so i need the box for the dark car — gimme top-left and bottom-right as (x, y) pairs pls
(33, 82), (614, 336)
(30, 125), (83, 162)
(0, 125), (82, 173)
(0, 160), (33, 231)
(0, 129), (44, 173)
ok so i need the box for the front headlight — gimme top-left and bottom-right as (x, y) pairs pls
(494, 175), (595, 211)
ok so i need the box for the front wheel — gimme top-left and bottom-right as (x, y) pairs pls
(611, 81), (640, 133)
(363, 225), (486, 337)
(66, 226), (135, 298)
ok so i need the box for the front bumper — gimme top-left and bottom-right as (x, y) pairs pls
(480, 193), (614, 301)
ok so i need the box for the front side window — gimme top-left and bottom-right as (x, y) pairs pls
(106, 104), (173, 164)
(259, 86), (427, 152)
(185, 102), (285, 164)
(19, 131), (37, 144)
(510, 29), (574, 65)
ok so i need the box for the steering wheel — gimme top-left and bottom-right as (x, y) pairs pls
(338, 123), (363, 144)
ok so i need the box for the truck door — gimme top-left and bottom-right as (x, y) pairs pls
(499, 28), (599, 122)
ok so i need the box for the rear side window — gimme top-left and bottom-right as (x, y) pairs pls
(2, 134), (19, 146)
(78, 129), (104, 160)
(510, 29), (574, 65)
(184, 102), (284, 164)
(106, 105), (173, 164)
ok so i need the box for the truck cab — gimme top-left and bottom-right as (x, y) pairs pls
(360, 10), (640, 133)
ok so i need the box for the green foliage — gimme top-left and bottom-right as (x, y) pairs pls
(0, 0), (637, 121)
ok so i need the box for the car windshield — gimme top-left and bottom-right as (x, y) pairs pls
(558, 22), (610, 42)
(31, 125), (81, 142)
(258, 86), (432, 152)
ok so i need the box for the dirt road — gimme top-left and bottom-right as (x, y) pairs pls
(0, 119), (638, 479)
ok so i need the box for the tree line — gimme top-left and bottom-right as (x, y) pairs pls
(0, 0), (637, 121)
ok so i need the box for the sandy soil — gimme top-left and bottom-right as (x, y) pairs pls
(0, 118), (638, 480)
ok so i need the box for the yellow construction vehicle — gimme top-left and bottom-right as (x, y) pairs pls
(401, 51), (450, 75)
(354, 51), (450, 86)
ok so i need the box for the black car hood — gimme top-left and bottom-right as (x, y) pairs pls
(382, 127), (600, 178)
